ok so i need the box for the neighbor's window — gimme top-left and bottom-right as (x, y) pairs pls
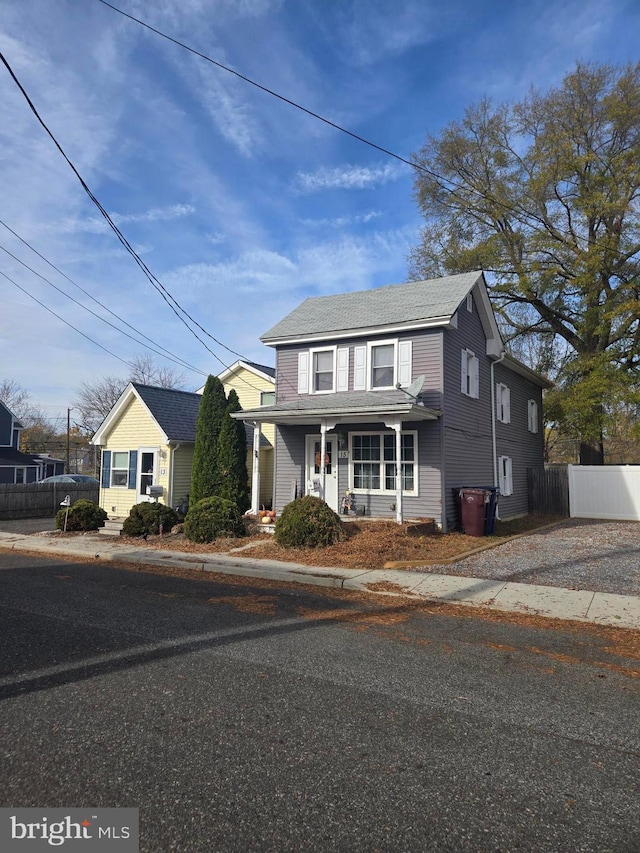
(528, 399), (539, 433)
(312, 349), (334, 392)
(15, 468), (25, 484)
(111, 451), (129, 487)
(351, 432), (417, 494)
(260, 390), (275, 406)
(370, 343), (395, 388)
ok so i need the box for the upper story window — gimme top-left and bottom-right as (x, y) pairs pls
(528, 399), (539, 433)
(260, 390), (275, 406)
(466, 293), (473, 312)
(370, 343), (395, 388)
(461, 349), (479, 398)
(496, 383), (511, 423)
(312, 349), (334, 392)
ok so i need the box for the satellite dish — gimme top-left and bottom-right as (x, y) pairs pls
(397, 375), (425, 401)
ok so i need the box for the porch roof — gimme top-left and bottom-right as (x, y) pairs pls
(231, 391), (441, 426)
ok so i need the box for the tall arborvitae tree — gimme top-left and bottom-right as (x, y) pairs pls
(190, 375), (227, 504)
(216, 389), (250, 513)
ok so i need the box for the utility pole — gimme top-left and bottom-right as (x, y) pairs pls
(66, 407), (71, 473)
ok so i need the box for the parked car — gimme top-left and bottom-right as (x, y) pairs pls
(38, 474), (99, 485)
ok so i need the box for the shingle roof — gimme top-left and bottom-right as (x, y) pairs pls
(132, 384), (271, 446)
(243, 361), (275, 379)
(261, 271), (483, 342)
(0, 448), (41, 467)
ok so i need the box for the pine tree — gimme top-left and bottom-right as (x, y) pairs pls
(190, 375), (227, 504)
(216, 389), (250, 513)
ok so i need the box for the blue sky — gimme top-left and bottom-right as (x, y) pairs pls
(1, 0), (638, 419)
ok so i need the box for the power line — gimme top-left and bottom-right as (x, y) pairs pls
(0, 50), (247, 370)
(0, 241), (208, 377)
(2, 268), (139, 369)
(0, 218), (206, 376)
(95, 0), (639, 266)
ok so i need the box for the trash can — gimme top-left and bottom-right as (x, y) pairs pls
(484, 487), (499, 535)
(458, 488), (488, 536)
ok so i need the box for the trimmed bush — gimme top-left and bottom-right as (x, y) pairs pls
(122, 502), (179, 537)
(55, 499), (107, 532)
(274, 496), (346, 548)
(183, 496), (245, 543)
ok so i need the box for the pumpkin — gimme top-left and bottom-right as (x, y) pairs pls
(261, 516), (271, 525)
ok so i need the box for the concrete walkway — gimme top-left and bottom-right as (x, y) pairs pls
(0, 531), (638, 631)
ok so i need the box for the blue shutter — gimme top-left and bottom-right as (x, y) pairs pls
(101, 450), (111, 488)
(128, 450), (138, 489)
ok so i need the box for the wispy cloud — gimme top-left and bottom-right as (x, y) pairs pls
(296, 162), (408, 193)
(301, 211), (383, 228)
(50, 204), (195, 235)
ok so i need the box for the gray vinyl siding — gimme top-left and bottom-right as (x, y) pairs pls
(442, 305), (494, 530)
(274, 426), (306, 512)
(275, 330), (444, 405)
(494, 363), (545, 519)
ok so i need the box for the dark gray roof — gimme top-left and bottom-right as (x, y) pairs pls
(244, 361), (275, 379)
(0, 448), (40, 467)
(132, 384), (271, 447)
(261, 271), (483, 342)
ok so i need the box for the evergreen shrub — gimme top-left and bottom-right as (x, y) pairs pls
(55, 499), (107, 532)
(122, 502), (179, 537)
(183, 496), (245, 543)
(274, 496), (345, 548)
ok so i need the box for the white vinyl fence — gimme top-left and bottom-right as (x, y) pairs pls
(568, 465), (640, 521)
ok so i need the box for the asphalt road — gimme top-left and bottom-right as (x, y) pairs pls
(1, 553), (638, 852)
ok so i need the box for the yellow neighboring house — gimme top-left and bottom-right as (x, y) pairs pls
(92, 362), (275, 519)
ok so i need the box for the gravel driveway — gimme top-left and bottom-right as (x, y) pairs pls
(424, 519), (640, 597)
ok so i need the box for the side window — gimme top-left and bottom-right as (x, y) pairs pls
(260, 391), (275, 406)
(111, 451), (129, 487)
(461, 349), (479, 398)
(496, 383), (511, 423)
(466, 293), (473, 312)
(498, 456), (513, 496)
(528, 399), (539, 433)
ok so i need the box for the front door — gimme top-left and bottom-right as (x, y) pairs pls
(305, 436), (338, 512)
(137, 448), (157, 502)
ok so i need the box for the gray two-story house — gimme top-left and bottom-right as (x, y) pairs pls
(235, 271), (549, 531)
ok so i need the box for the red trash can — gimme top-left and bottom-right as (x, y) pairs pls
(459, 488), (487, 536)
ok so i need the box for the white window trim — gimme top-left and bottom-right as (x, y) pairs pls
(496, 382), (511, 424)
(348, 430), (419, 496)
(528, 399), (539, 433)
(466, 292), (473, 312)
(111, 450), (130, 488)
(498, 455), (513, 496)
(367, 339), (397, 391)
(309, 345), (337, 395)
(461, 349), (479, 399)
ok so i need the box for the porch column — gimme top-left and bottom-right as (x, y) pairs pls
(251, 420), (261, 516)
(383, 417), (403, 524)
(319, 421), (328, 502)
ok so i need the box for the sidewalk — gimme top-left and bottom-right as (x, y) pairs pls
(0, 531), (638, 630)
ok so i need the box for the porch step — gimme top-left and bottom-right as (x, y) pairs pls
(100, 518), (125, 536)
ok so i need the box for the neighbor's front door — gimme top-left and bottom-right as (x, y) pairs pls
(305, 436), (338, 512)
(137, 448), (157, 502)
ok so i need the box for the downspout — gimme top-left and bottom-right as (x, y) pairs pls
(490, 350), (506, 519)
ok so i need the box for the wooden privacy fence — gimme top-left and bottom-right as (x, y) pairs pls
(0, 483), (99, 519)
(527, 466), (569, 517)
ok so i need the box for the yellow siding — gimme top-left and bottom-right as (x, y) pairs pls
(259, 448), (273, 507)
(98, 396), (171, 518)
(222, 366), (275, 446)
